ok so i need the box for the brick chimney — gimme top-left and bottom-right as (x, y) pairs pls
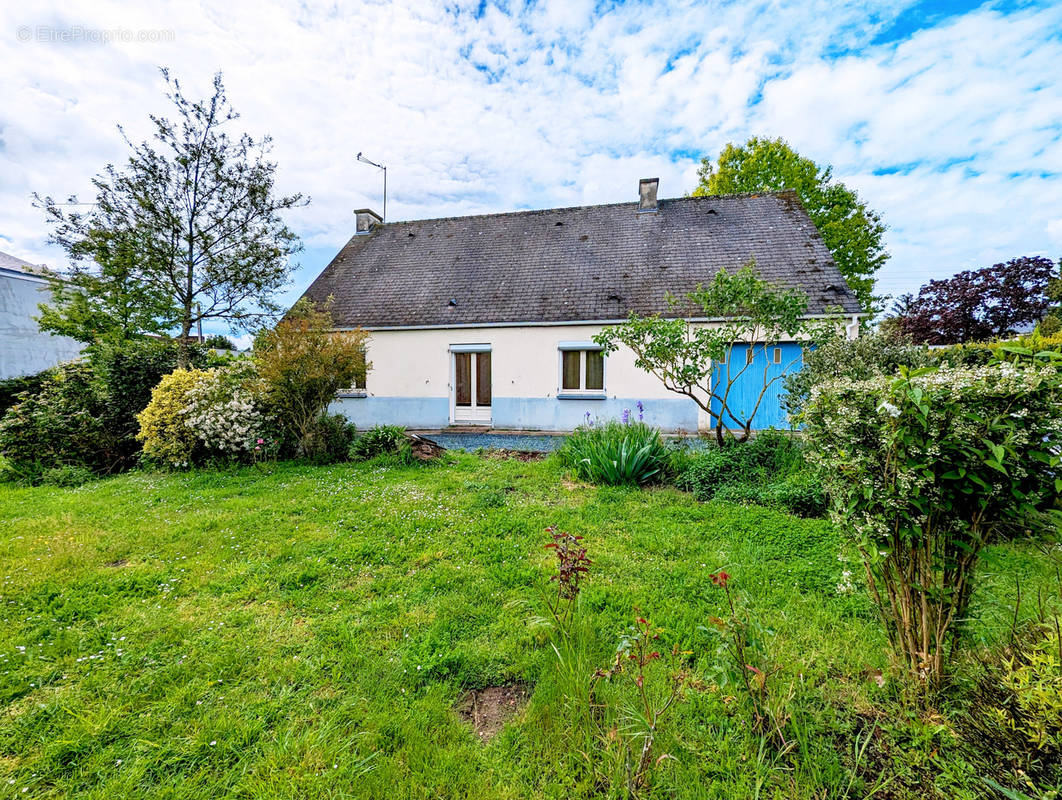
(354, 208), (382, 234)
(638, 178), (659, 213)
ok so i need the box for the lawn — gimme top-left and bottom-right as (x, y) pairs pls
(0, 454), (1056, 798)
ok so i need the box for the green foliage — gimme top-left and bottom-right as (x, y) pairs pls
(0, 370), (53, 416)
(0, 342), (213, 481)
(694, 136), (887, 311)
(702, 571), (794, 752)
(203, 334), (237, 350)
(39, 464), (96, 487)
(34, 226), (177, 346)
(596, 265), (819, 444)
(673, 430), (823, 516)
(92, 339), (213, 466)
(256, 298), (370, 457)
(303, 413), (357, 464)
(349, 424), (409, 461)
(962, 620), (1062, 787)
(931, 332), (1062, 368)
(557, 419), (668, 485)
(37, 70), (307, 367)
(712, 472), (827, 518)
(136, 369), (212, 468)
(803, 355), (1062, 690)
(782, 329), (931, 417)
(0, 363), (116, 481)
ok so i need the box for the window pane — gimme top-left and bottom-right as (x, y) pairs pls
(562, 350), (581, 390)
(773, 347), (782, 364)
(354, 348), (367, 390)
(745, 347), (755, 365)
(476, 352), (492, 406)
(455, 352), (471, 406)
(585, 350), (604, 390)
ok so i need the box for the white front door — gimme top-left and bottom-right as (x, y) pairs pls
(451, 348), (491, 425)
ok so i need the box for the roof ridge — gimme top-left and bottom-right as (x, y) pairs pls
(371, 190), (797, 228)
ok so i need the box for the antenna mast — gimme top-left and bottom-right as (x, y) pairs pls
(356, 152), (387, 222)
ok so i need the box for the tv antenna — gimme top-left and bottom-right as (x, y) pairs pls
(356, 152), (387, 222)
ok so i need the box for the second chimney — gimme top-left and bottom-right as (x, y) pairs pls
(638, 178), (659, 213)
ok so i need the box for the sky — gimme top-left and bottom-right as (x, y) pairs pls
(1, 0), (1060, 340)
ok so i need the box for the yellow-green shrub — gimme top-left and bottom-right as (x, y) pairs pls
(992, 625), (1062, 751)
(136, 369), (210, 468)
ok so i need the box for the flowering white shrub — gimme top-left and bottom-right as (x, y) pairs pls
(184, 360), (271, 459)
(803, 355), (1062, 690)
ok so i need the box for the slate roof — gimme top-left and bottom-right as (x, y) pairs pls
(301, 190), (862, 329)
(0, 250), (37, 272)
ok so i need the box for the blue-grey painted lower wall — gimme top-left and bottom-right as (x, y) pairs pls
(329, 396), (451, 429)
(330, 395), (698, 432)
(492, 397), (698, 432)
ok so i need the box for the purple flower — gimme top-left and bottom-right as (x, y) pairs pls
(636, 400), (644, 421)
(621, 408), (630, 425)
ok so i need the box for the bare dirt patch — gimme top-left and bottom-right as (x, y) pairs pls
(104, 558), (128, 568)
(456, 684), (529, 741)
(484, 449), (546, 462)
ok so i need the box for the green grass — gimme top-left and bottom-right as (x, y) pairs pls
(0, 454), (1057, 798)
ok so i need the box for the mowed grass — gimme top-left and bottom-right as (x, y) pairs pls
(0, 454), (1056, 799)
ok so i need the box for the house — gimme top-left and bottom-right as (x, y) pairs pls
(300, 179), (861, 433)
(0, 250), (83, 380)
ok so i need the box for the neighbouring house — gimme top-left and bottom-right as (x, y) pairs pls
(300, 179), (862, 433)
(0, 250), (82, 380)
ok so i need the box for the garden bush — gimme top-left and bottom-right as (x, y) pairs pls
(0, 369), (54, 416)
(782, 329), (930, 417)
(803, 355), (1062, 691)
(0, 362), (116, 481)
(303, 413), (357, 464)
(136, 369), (212, 468)
(91, 339), (213, 467)
(184, 359), (275, 461)
(0, 340), (214, 481)
(673, 429), (822, 515)
(557, 418), (668, 485)
(349, 424), (409, 461)
(255, 298), (369, 457)
(960, 618), (1062, 785)
(931, 332), (1062, 367)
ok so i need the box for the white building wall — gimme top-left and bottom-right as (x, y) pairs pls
(0, 269), (83, 380)
(330, 323), (701, 432)
(329, 317), (859, 433)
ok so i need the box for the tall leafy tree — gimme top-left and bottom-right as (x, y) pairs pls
(38, 69), (306, 367)
(34, 224), (177, 346)
(899, 256), (1058, 344)
(694, 137), (887, 311)
(1038, 260), (1062, 336)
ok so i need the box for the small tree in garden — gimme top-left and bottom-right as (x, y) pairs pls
(37, 70), (306, 367)
(803, 353), (1062, 692)
(594, 264), (821, 445)
(255, 298), (369, 456)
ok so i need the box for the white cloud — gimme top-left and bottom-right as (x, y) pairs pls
(0, 0), (1058, 318)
